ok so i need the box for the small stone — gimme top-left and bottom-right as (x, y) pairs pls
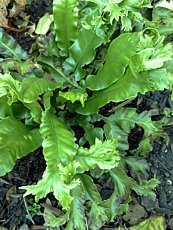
(165, 172), (170, 177)
(167, 180), (172, 185)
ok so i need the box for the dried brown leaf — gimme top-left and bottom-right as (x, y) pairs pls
(9, 0), (26, 17)
(0, 0), (10, 27)
(6, 185), (16, 202)
(0, 0), (10, 16)
(15, 0), (26, 6)
(0, 13), (8, 27)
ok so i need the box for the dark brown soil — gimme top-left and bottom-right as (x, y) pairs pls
(1, 1), (173, 229)
(9, 0), (52, 52)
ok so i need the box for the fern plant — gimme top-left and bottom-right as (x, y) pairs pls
(0, 0), (173, 228)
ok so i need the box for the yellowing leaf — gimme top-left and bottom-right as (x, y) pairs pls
(59, 90), (88, 107)
(130, 216), (165, 230)
(15, 0), (26, 6)
(35, 13), (53, 35)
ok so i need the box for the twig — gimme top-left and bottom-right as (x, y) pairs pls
(31, 226), (47, 230)
(108, 98), (135, 113)
(0, 178), (10, 185)
(154, 156), (170, 173)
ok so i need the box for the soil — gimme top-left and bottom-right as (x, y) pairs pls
(9, 0), (53, 52)
(1, 1), (173, 229)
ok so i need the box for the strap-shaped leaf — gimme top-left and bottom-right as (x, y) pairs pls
(0, 117), (41, 176)
(22, 170), (79, 210)
(43, 212), (68, 228)
(40, 110), (77, 166)
(86, 32), (140, 90)
(111, 168), (134, 198)
(132, 178), (159, 199)
(19, 77), (59, 103)
(77, 67), (168, 115)
(80, 174), (108, 229)
(66, 185), (86, 230)
(38, 55), (77, 87)
(53, 0), (78, 56)
(78, 29), (172, 115)
(104, 108), (158, 151)
(76, 139), (120, 173)
(21, 110), (78, 209)
(35, 13), (53, 35)
(63, 28), (104, 80)
(0, 28), (28, 61)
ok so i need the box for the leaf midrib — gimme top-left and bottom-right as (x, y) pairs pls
(0, 40), (21, 61)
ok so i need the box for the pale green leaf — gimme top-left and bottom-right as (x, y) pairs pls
(124, 156), (148, 175)
(156, 0), (173, 11)
(44, 212), (68, 228)
(0, 73), (21, 104)
(35, 13), (53, 35)
(43, 91), (53, 111)
(76, 138), (120, 173)
(83, 125), (103, 145)
(80, 174), (102, 204)
(103, 191), (129, 221)
(132, 138), (153, 156)
(21, 110), (79, 209)
(78, 29), (171, 115)
(130, 216), (165, 230)
(59, 90), (88, 107)
(40, 110), (77, 166)
(22, 170), (79, 210)
(102, 189), (119, 221)
(151, 1), (173, 36)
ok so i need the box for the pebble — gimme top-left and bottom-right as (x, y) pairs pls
(165, 172), (170, 177)
(167, 180), (172, 185)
